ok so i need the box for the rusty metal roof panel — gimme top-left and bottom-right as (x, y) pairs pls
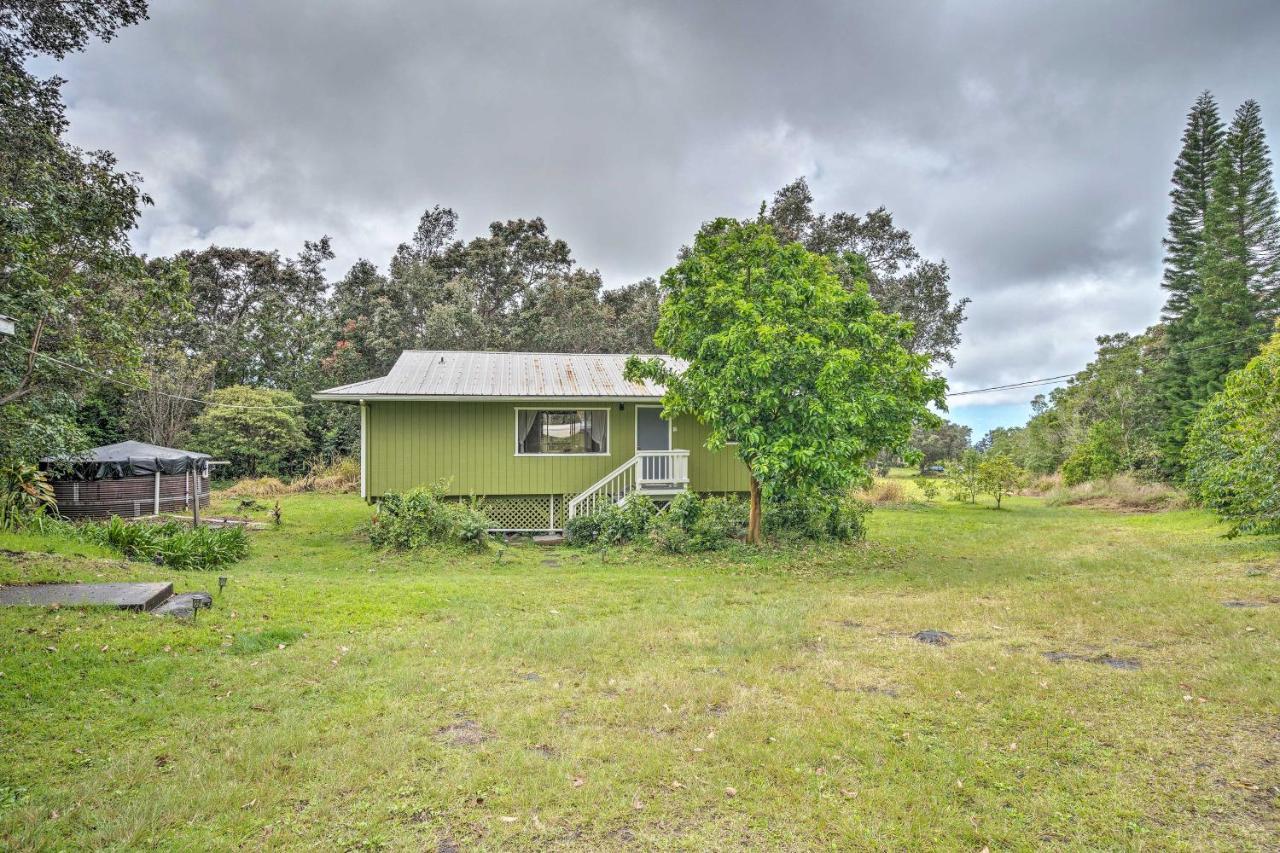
(314, 351), (680, 399)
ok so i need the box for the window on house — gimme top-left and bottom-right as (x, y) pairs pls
(516, 409), (608, 454)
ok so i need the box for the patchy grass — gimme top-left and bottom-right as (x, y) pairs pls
(0, 491), (1277, 849)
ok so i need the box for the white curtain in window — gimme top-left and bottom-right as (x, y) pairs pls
(518, 410), (543, 453)
(585, 411), (607, 453)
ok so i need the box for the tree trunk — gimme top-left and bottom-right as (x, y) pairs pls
(747, 475), (762, 545)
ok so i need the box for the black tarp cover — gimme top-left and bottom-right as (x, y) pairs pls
(41, 441), (211, 481)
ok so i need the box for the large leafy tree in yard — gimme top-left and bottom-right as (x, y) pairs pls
(0, 0), (186, 462)
(1183, 325), (1280, 537)
(187, 386), (310, 478)
(763, 178), (968, 366)
(627, 219), (944, 543)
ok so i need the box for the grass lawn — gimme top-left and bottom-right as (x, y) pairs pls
(1, 486), (1278, 850)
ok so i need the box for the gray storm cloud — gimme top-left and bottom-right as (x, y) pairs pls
(46, 0), (1280, 420)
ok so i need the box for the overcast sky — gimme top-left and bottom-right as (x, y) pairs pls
(45, 0), (1280, 436)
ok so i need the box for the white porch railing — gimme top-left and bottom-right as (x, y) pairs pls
(566, 449), (690, 520)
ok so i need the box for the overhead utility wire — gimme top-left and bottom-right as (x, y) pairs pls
(0, 336), (310, 411)
(944, 329), (1271, 399)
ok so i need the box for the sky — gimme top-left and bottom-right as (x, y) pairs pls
(43, 0), (1280, 437)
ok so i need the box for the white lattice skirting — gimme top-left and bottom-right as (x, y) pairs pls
(466, 494), (568, 533)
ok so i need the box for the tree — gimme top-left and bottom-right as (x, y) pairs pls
(173, 240), (333, 391)
(125, 347), (214, 447)
(1060, 420), (1125, 485)
(187, 387), (310, 478)
(911, 419), (971, 472)
(1158, 99), (1280, 470)
(944, 450), (983, 504)
(978, 454), (1025, 509)
(626, 219), (944, 543)
(0, 0), (184, 462)
(1182, 325), (1280, 536)
(763, 178), (969, 366)
(1161, 91), (1224, 321)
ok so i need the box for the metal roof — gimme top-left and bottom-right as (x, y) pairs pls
(314, 351), (679, 401)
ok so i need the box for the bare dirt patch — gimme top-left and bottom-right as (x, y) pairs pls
(435, 719), (493, 747)
(1044, 651), (1142, 670)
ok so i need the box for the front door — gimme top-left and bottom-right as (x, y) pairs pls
(635, 406), (671, 482)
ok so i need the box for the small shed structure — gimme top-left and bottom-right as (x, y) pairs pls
(41, 441), (211, 520)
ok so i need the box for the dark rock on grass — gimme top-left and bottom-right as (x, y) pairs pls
(520, 672), (543, 682)
(1044, 651), (1141, 670)
(435, 719), (492, 747)
(1222, 600), (1266, 608)
(912, 630), (954, 646)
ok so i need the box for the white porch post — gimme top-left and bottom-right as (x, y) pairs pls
(360, 400), (368, 501)
(153, 471), (161, 516)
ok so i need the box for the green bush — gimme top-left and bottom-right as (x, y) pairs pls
(649, 492), (748, 553)
(76, 517), (249, 570)
(187, 385), (311, 478)
(368, 486), (492, 550)
(1060, 420), (1125, 486)
(566, 493), (658, 546)
(0, 462), (56, 531)
(1183, 328), (1280, 536)
(569, 488), (863, 553)
(765, 489), (868, 543)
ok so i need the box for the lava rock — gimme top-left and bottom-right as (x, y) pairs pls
(912, 630), (954, 646)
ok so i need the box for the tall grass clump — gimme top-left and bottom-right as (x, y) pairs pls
(367, 486), (492, 550)
(1044, 473), (1188, 512)
(861, 480), (907, 504)
(76, 517), (250, 569)
(228, 456), (360, 497)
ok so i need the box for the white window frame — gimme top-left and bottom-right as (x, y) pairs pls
(514, 407), (611, 456)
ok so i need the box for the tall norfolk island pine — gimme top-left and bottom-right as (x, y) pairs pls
(1159, 98), (1280, 470)
(626, 219), (944, 544)
(1161, 91), (1224, 321)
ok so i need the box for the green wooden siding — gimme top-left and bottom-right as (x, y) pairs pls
(366, 400), (749, 497)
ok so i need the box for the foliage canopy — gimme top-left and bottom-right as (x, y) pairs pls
(627, 218), (944, 542)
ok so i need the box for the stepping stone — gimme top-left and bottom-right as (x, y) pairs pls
(152, 592), (213, 619)
(0, 582), (172, 612)
(532, 534), (565, 546)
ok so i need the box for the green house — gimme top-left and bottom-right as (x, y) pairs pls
(315, 351), (750, 532)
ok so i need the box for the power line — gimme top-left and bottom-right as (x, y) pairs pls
(945, 329), (1271, 399)
(0, 336), (311, 411)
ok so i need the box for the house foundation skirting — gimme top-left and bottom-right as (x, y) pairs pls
(461, 494), (570, 534)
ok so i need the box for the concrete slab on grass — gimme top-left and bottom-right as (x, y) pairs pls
(0, 582), (173, 611)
